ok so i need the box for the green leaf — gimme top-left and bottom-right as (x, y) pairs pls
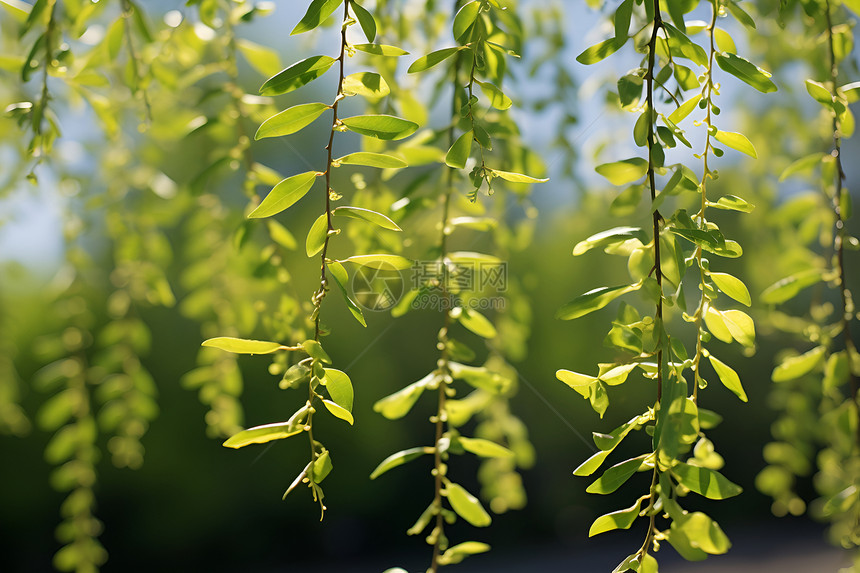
(714, 130), (757, 158)
(328, 260), (367, 327)
(614, 0), (633, 39)
(557, 369), (597, 397)
(370, 447), (429, 479)
(673, 462), (742, 499)
(445, 130), (473, 169)
(306, 213), (328, 257)
(772, 346), (826, 382)
(291, 0), (343, 35)
(311, 450), (333, 482)
(267, 220), (297, 249)
(335, 151), (406, 168)
(302, 339), (332, 363)
(573, 226), (647, 256)
(446, 482), (491, 527)
(709, 194), (754, 213)
(259, 55), (336, 96)
(841, 80), (860, 103)
(476, 80), (512, 110)
(586, 455), (647, 494)
(489, 169), (549, 184)
(448, 251), (502, 265)
(323, 368), (353, 411)
(574, 450), (611, 477)
(721, 308), (756, 347)
(202, 337), (282, 354)
(341, 115), (418, 140)
(458, 437), (514, 458)
(249, 171), (318, 219)
(589, 498), (642, 536)
(617, 71), (644, 109)
(715, 52), (777, 93)
(255, 102), (329, 140)
(708, 355), (748, 402)
(668, 94), (702, 124)
(576, 37), (626, 65)
(557, 283), (641, 320)
(779, 152), (826, 181)
(805, 79), (833, 104)
(322, 399), (354, 425)
(343, 254), (412, 269)
(236, 39), (282, 77)
(351, 2), (376, 42)
(713, 27), (736, 53)
(453, 0), (480, 40)
(595, 158), (648, 185)
(457, 309), (497, 339)
(342, 72), (390, 99)
(725, 0), (756, 29)
(223, 421), (303, 448)
(450, 362), (509, 393)
(438, 541), (491, 566)
(674, 512), (732, 555)
(353, 43), (409, 56)
(760, 269), (825, 304)
(408, 47), (463, 73)
(709, 272), (751, 306)
(333, 206), (401, 231)
(373, 373), (435, 419)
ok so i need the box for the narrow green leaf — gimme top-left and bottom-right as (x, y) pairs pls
(306, 213), (328, 257)
(556, 283), (641, 320)
(573, 226), (647, 256)
(805, 79), (833, 104)
(341, 114), (418, 140)
(574, 450), (611, 477)
(614, 0), (633, 39)
(328, 260), (367, 327)
(343, 254), (412, 269)
(267, 220), (297, 249)
(457, 309), (497, 339)
(259, 55), (336, 96)
(714, 130), (757, 158)
(255, 102), (329, 140)
(576, 37), (626, 65)
(249, 172), (318, 219)
(223, 421), (303, 448)
(334, 206), (401, 231)
(708, 355), (748, 402)
(335, 151), (406, 168)
(438, 542), (491, 566)
(779, 152), (826, 181)
(715, 52), (777, 93)
(351, 2), (376, 42)
(454, 436), (513, 459)
(322, 399), (354, 425)
(446, 482), (491, 527)
(713, 27), (736, 53)
(476, 80), (512, 110)
(760, 269), (825, 304)
(291, 0), (343, 35)
(589, 498), (642, 536)
(586, 455), (647, 494)
(709, 272), (751, 306)
(725, 0), (756, 29)
(342, 72), (390, 99)
(772, 346), (826, 382)
(490, 169), (549, 183)
(453, 0), (480, 40)
(370, 447), (429, 479)
(595, 158), (648, 185)
(353, 43), (409, 56)
(311, 450), (333, 482)
(236, 38), (282, 77)
(668, 93), (702, 124)
(373, 373), (435, 419)
(408, 47), (463, 73)
(557, 369), (596, 398)
(721, 308), (755, 347)
(445, 130), (473, 169)
(450, 362), (509, 394)
(709, 194), (754, 213)
(202, 337), (282, 354)
(673, 462), (742, 499)
(448, 251), (502, 265)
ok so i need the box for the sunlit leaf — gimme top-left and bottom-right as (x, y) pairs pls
(351, 2), (376, 42)
(335, 151), (407, 168)
(223, 421), (303, 448)
(202, 337), (282, 354)
(453, 0), (480, 40)
(333, 206), (401, 231)
(557, 283), (642, 320)
(595, 158), (648, 185)
(306, 213), (328, 257)
(322, 399), (354, 425)
(760, 269), (825, 304)
(342, 72), (390, 99)
(341, 115), (418, 140)
(673, 462), (742, 499)
(771, 346), (826, 382)
(715, 52), (777, 93)
(476, 80), (512, 110)
(255, 103), (329, 140)
(709, 272), (751, 306)
(353, 43), (409, 56)
(576, 37), (626, 65)
(446, 482), (491, 526)
(589, 498), (642, 536)
(586, 455), (647, 494)
(408, 47), (464, 73)
(458, 437), (514, 458)
(236, 39), (282, 77)
(708, 355), (748, 402)
(259, 56), (336, 96)
(370, 447), (429, 479)
(445, 130), (473, 169)
(291, 0), (343, 35)
(714, 130), (757, 158)
(457, 309), (497, 339)
(343, 254), (412, 269)
(249, 171), (319, 219)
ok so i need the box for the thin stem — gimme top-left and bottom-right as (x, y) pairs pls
(692, 0), (719, 403)
(646, 0), (664, 404)
(824, 0), (859, 448)
(32, 0), (57, 166)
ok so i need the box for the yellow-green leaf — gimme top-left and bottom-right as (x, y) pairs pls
(586, 455), (647, 494)
(343, 253), (412, 269)
(446, 482), (491, 527)
(595, 158), (648, 185)
(254, 102), (329, 140)
(342, 72), (390, 99)
(259, 55), (336, 96)
(202, 337), (282, 354)
(291, 0), (343, 35)
(715, 52), (777, 93)
(306, 213), (328, 257)
(351, 1), (376, 42)
(476, 80), (512, 110)
(556, 283), (641, 320)
(673, 462), (742, 499)
(335, 151), (407, 168)
(353, 43), (409, 56)
(322, 399), (354, 425)
(408, 47), (464, 73)
(708, 355), (748, 402)
(445, 130), (473, 169)
(709, 272), (751, 306)
(772, 346), (826, 382)
(589, 499), (642, 536)
(341, 114), (418, 140)
(370, 447), (429, 479)
(714, 130), (757, 158)
(458, 437), (514, 458)
(334, 206), (401, 231)
(457, 309), (497, 339)
(249, 171), (319, 218)
(223, 421), (303, 448)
